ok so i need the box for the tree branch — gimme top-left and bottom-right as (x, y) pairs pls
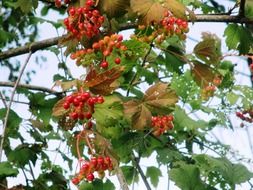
(0, 35), (64, 60)
(132, 155), (152, 190)
(0, 15), (252, 60)
(239, 0), (246, 17)
(0, 52), (32, 162)
(115, 165), (130, 190)
(0, 81), (63, 95)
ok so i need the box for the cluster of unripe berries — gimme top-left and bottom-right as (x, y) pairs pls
(131, 11), (189, 44)
(63, 0), (104, 39)
(63, 91), (104, 122)
(236, 109), (253, 124)
(151, 115), (174, 136)
(70, 34), (126, 69)
(54, 0), (71, 7)
(71, 156), (113, 185)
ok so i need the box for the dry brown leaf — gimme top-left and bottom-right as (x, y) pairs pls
(124, 82), (178, 130)
(52, 98), (68, 117)
(130, 0), (195, 24)
(191, 61), (215, 87)
(144, 82), (178, 110)
(85, 66), (124, 95)
(98, 0), (130, 18)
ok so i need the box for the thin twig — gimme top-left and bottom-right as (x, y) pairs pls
(28, 161), (36, 180)
(132, 154), (152, 190)
(0, 97), (30, 105)
(0, 92), (7, 108)
(0, 52), (32, 162)
(0, 81), (63, 95)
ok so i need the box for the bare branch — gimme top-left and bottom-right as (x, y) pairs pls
(0, 81), (63, 95)
(0, 15), (252, 60)
(0, 35), (64, 60)
(0, 52), (32, 162)
(115, 166), (130, 190)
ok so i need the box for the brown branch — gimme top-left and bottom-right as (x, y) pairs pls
(0, 81), (63, 95)
(0, 35), (64, 60)
(239, 0), (246, 17)
(115, 166), (130, 190)
(0, 15), (253, 60)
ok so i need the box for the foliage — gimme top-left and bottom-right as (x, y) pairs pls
(0, 0), (253, 190)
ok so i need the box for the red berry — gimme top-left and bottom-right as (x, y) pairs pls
(167, 115), (174, 121)
(79, 113), (85, 120)
(114, 57), (121, 64)
(100, 61), (109, 69)
(69, 7), (76, 16)
(97, 156), (104, 165)
(86, 173), (94, 181)
(71, 177), (80, 185)
(63, 102), (70, 109)
(70, 112), (78, 120)
(66, 95), (74, 103)
(73, 98), (80, 107)
(90, 157), (97, 167)
(117, 35), (123, 41)
(85, 112), (92, 119)
(103, 50), (110, 57)
(81, 163), (90, 171)
(97, 96), (104, 104)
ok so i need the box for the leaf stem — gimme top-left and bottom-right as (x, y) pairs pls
(0, 52), (32, 162)
(126, 43), (153, 96)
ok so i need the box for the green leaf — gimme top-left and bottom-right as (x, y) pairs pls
(80, 179), (115, 190)
(245, 0), (253, 19)
(0, 162), (18, 178)
(171, 71), (201, 104)
(146, 166), (162, 187)
(193, 154), (253, 187)
(0, 108), (22, 138)
(170, 163), (207, 190)
(226, 92), (239, 105)
(156, 148), (183, 165)
(15, 0), (34, 13)
(8, 144), (41, 167)
(94, 95), (123, 126)
(224, 24), (253, 54)
(121, 166), (139, 184)
(174, 106), (208, 131)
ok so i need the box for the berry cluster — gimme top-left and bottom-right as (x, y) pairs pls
(54, 0), (71, 8)
(131, 11), (189, 44)
(236, 110), (253, 123)
(201, 76), (222, 100)
(63, 91), (104, 122)
(160, 11), (189, 39)
(71, 156), (113, 185)
(63, 0), (104, 39)
(151, 115), (174, 136)
(70, 34), (126, 69)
